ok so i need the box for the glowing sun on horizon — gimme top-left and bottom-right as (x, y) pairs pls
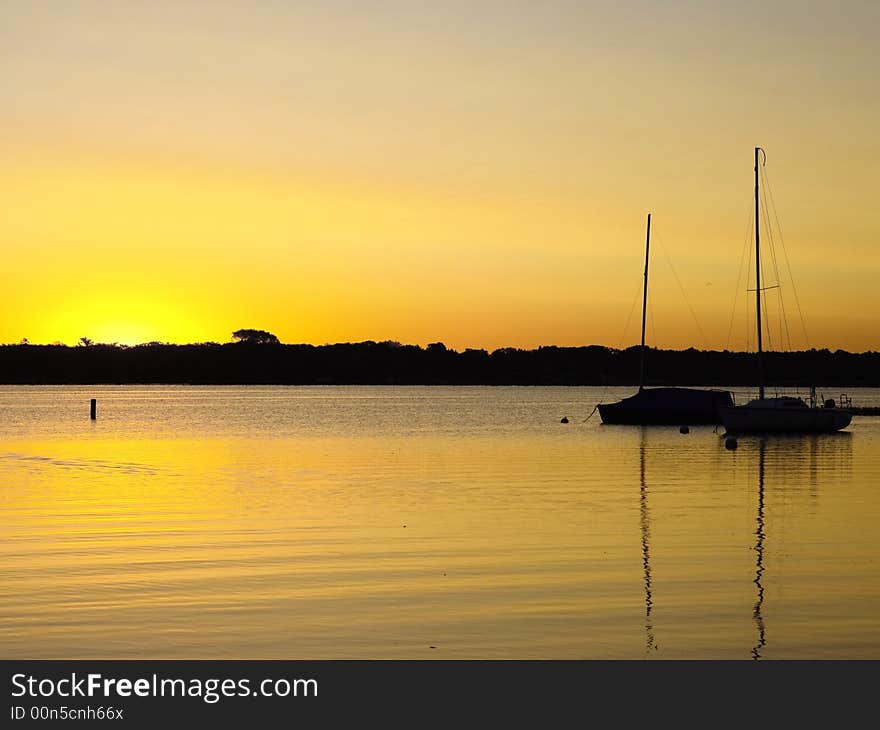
(39, 290), (214, 346)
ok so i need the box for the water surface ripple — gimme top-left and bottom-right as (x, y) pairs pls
(1, 385), (879, 658)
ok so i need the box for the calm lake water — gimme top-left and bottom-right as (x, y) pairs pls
(2, 385), (879, 659)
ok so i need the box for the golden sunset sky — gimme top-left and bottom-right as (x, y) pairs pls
(2, 1), (877, 351)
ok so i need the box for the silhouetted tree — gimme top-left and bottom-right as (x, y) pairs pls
(0, 340), (878, 385)
(232, 329), (280, 345)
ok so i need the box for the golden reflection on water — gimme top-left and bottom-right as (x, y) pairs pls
(0, 386), (878, 658)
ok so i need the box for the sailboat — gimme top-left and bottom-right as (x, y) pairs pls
(718, 148), (852, 434)
(598, 214), (734, 425)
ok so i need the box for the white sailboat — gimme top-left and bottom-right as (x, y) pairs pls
(718, 149), (852, 434)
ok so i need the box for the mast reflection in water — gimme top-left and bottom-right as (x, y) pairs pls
(639, 428), (655, 654)
(752, 439), (767, 660)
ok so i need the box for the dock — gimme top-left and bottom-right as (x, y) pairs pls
(852, 407), (880, 416)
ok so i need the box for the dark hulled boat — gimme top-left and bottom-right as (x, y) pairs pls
(598, 213), (733, 425)
(599, 386), (733, 425)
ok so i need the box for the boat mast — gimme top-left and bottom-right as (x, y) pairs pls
(755, 148), (765, 400)
(639, 213), (651, 392)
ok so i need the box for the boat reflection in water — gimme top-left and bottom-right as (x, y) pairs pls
(752, 439), (767, 659)
(638, 429), (655, 654)
(741, 433), (853, 659)
(635, 428), (852, 658)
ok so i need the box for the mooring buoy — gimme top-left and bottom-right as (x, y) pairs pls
(679, 425), (689, 434)
(560, 417), (569, 424)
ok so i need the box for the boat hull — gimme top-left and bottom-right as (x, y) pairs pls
(599, 387), (733, 425)
(718, 405), (852, 433)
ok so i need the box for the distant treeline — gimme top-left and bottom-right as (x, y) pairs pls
(1, 341), (878, 386)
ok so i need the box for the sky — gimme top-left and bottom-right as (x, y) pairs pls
(2, 0), (878, 351)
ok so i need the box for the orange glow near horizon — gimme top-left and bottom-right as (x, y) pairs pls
(1, 2), (878, 352)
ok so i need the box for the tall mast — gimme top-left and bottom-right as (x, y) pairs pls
(638, 213), (651, 392)
(755, 148), (765, 400)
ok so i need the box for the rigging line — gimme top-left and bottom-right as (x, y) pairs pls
(762, 288), (773, 351)
(763, 163), (810, 348)
(604, 263), (648, 413)
(759, 168), (781, 287)
(779, 278), (793, 352)
(616, 275), (645, 351)
(760, 187), (792, 352)
(653, 228), (707, 347)
(727, 202), (755, 351)
(745, 220), (754, 353)
(760, 167), (792, 351)
(756, 182), (774, 352)
(765, 175), (794, 352)
(583, 404), (600, 422)
(745, 278), (751, 353)
(776, 277), (793, 353)
(760, 246), (773, 351)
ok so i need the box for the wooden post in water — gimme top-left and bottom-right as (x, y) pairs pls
(90, 398), (97, 420)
